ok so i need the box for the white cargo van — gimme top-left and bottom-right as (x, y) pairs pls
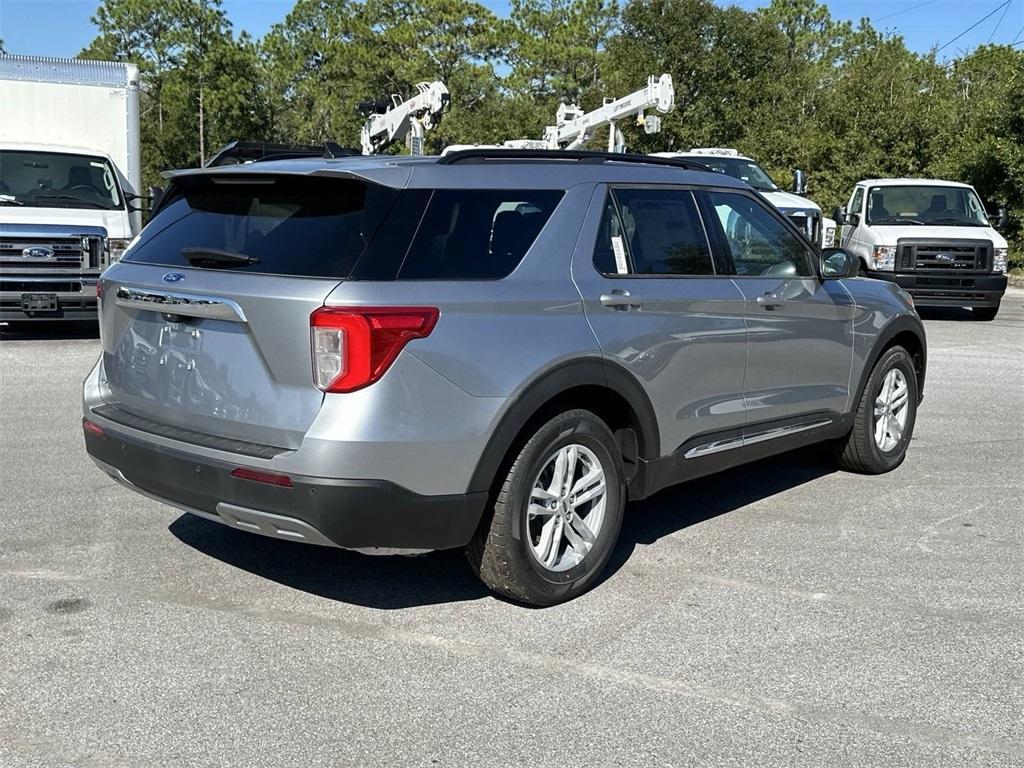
(0, 55), (141, 323)
(834, 178), (1009, 320)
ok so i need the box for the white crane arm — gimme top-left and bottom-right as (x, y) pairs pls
(360, 81), (450, 155)
(543, 74), (674, 152)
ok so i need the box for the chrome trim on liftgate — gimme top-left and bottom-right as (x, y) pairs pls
(115, 285), (248, 322)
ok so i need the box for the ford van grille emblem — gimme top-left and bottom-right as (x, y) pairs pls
(935, 253), (956, 263)
(23, 246), (54, 258)
(162, 272), (186, 283)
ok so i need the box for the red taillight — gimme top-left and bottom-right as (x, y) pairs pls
(310, 306), (439, 393)
(83, 419), (105, 437)
(230, 467), (293, 488)
(95, 280), (104, 300)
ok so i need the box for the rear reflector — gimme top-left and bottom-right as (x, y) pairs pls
(82, 419), (105, 438)
(230, 467), (294, 488)
(310, 306), (439, 393)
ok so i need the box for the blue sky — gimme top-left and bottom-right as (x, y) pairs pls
(1, 0), (1022, 62)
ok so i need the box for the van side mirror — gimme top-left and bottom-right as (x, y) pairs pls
(792, 169), (807, 196)
(149, 186), (165, 213)
(832, 205), (847, 226)
(995, 207), (1010, 231)
(820, 247), (857, 279)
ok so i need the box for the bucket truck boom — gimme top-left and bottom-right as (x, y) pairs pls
(360, 81), (450, 155)
(544, 74), (674, 153)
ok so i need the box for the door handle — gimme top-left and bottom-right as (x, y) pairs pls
(600, 289), (641, 310)
(756, 291), (784, 309)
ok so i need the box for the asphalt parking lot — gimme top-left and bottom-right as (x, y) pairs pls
(1, 290), (1022, 767)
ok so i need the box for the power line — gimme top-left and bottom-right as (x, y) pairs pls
(937, 0), (1012, 53)
(874, 0), (939, 23)
(942, 36), (1023, 68)
(987, 0), (1014, 44)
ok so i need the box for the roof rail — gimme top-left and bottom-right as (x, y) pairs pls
(437, 148), (711, 172)
(205, 140), (360, 167)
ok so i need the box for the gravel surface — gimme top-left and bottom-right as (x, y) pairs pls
(1, 290), (1022, 767)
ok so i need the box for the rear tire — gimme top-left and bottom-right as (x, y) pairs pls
(837, 346), (918, 474)
(467, 409), (625, 606)
(972, 304), (999, 321)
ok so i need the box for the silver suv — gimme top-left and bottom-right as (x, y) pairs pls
(83, 149), (926, 605)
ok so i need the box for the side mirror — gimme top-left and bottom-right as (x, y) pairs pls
(149, 186), (165, 213)
(820, 247), (857, 279)
(832, 205), (847, 226)
(792, 169), (807, 196)
(848, 212), (861, 227)
(995, 207), (1010, 231)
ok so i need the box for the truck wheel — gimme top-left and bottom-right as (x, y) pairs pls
(972, 305), (999, 321)
(836, 346), (918, 474)
(467, 409), (625, 606)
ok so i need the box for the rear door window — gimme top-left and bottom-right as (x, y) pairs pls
(397, 189), (563, 279)
(603, 188), (715, 276)
(124, 175), (397, 278)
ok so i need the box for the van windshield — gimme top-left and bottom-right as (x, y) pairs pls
(867, 185), (990, 226)
(0, 150), (124, 210)
(689, 157), (780, 193)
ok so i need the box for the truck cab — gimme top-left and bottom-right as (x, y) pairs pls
(0, 56), (141, 324)
(836, 179), (1009, 320)
(653, 148), (838, 249)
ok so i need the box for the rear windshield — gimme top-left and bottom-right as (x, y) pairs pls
(123, 175), (396, 278)
(124, 176), (563, 280)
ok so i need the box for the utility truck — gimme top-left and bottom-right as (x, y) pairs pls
(445, 74), (675, 155)
(834, 178), (1009, 319)
(360, 81), (450, 156)
(0, 55), (141, 323)
(653, 148), (837, 250)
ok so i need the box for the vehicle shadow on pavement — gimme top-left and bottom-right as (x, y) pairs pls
(169, 446), (836, 609)
(0, 320), (99, 340)
(168, 514), (492, 608)
(599, 446), (838, 588)
(915, 307), (973, 321)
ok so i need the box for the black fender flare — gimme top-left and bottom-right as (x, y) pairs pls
(467, 358), (660, 495)
(852, 312), (927, 407)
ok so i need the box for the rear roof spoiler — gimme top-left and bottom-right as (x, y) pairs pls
(204, 140), (360, 167)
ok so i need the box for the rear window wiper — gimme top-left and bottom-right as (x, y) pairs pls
(0, 197), (23, 206)
(181, 247), (261, 267)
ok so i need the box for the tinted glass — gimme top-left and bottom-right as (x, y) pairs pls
(706, 191), (813, 277)
(0, 150), (123, 210)
(689, 156), (779, 192)
(607, 188), (714, 276)
(867, 185), (989, 226)
(398, 189), (563, 279)
(124, 176), (393, 278)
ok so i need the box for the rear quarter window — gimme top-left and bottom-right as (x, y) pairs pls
(397, 189), (564, 279)
(124, 175), (397, 278)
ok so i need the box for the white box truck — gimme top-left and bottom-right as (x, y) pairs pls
(0, 55), (141, 323)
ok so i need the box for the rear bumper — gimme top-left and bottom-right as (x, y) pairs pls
(865, 270), (1007, 307)
(84, 423), (488, 551)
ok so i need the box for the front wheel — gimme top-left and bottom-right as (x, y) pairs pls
(837, 346), (918, 474)
(467, 409), (626, 606)
(972, 304), (1000, 321)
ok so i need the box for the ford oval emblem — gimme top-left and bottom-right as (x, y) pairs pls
(162, 272), (186, 283)
(23, 246), (54, 258)
(935, 253), (956, 263)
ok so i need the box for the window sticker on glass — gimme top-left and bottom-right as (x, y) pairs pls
(611, 235), (629, 274)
